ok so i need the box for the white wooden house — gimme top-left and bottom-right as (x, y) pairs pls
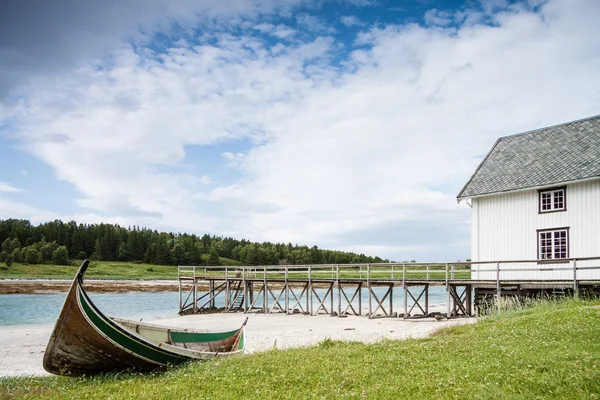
(457, 115), (600, 280)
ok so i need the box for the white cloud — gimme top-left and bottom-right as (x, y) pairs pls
(0, 182), (23, 193)
(296, 14), (336, 34)
(200, 175), (213, 185)
(3, 0), (600, 262)
(340, 15), (362, 27)
(424, 9), (453, 26)
(252, 23), (296, 39)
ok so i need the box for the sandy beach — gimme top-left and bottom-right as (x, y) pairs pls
(0, 310), (474, 378)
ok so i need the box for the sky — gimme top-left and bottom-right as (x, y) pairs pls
(1, 0), (599, 262)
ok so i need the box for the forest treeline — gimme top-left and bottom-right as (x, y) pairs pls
(0, 219), (388, 267)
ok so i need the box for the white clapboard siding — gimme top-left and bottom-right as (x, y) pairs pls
(471, 178), (600, 280)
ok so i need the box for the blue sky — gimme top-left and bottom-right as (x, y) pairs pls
(1, 0), (599, 261)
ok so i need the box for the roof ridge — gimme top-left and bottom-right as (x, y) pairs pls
(498, 113), (600, 140)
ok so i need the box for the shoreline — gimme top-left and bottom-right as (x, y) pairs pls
(0, 279), (181, 294)
(0, 306), (474, 378)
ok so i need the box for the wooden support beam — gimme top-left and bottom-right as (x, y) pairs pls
(289, 284), (308, 314)
(406, 285), (428, 317)
(369, 285), (392, 317)
(312, 283), (333, 315)
(340, 284), (362, 316)
(267, 286), (286, 313)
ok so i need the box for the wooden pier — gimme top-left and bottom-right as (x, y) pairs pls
(178, 257), (600, 319)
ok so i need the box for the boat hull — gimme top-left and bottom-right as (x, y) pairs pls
(43, 260), (245, 376)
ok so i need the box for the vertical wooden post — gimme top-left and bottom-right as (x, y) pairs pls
(445, 263), (450, 319)
(225, 275), (230, 311)
(337, 264), (341, 316)
(389, 284), (393, 316)
(446, 285), (451, 319)
(391, 264), (395, 280)
(243, 267), (247, 313)
(404, 284), (408, 319)
(451, 264), (455, 280)
(178, 267), (183, 313)
(209, 279), (215, 309)
(308, 265), (313, 315)
(426, 264), (429, 280)
(367, 264), (372, 319)
(573, 259), (579, 298)
(194, 267), (198, 312)
(263, 265), (267, 314)
(285, 266), (289, 315)
(359, 265), (362, 280)
(425, 284), (429, 316)
(466, 285), (472, 316)
(358, 282), (362, 316)
(496, 261), (501, 313)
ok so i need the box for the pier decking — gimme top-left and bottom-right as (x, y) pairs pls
(178, 257), (600, 318)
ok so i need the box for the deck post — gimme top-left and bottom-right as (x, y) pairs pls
(391, 264), (394, 280)
(426, 264), (429, 280)
(178, 267), (182, 313)
(358, 282), (362, 316)
(367, 264), (372, 319)
(496, 261), (501, 312)
(445, 263), (450, 319)
(243, 267), (248, 313)
(425, 284), (429, 316)
(263, 266), (268, 314)
(193, 267), (197, 312)
(285, 266), (289, 315)
(389, 283), (393, 316)
(573, 259), (579, 298)
(209, 279), (215, 309)
(451, 264), (455, 280)
(225, 267), (229, 310)
(308, 265), (312, 315)
(337, 264), (341, 316)
(403, 284), (408, 319)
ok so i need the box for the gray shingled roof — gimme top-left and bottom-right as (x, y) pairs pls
(457, 115), (600, 200)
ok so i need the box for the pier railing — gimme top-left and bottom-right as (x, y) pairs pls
(178, 257), (600, 318)
(179, 256), (600, 285)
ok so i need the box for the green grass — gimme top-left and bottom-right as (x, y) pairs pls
(0, 257), (242, 280)
(2, 299), (599, 399)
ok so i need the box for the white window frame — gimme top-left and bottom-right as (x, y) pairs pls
(537, 228), (569, 261)
(538, 186), (566, 213)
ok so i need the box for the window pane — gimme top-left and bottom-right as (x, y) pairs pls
(541, 192), (552, 210)
(554, 190), (564, 210)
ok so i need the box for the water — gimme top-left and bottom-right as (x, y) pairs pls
(0, 292), (180, 326)
(0, 286), (450, 326)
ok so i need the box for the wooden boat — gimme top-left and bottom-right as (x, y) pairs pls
(43, 260), (246, 377)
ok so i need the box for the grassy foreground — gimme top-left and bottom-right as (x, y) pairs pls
(2, 300), (600, 399)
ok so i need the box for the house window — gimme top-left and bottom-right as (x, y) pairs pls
(539, 187), (566, 213)
(538, 228), (569, 260)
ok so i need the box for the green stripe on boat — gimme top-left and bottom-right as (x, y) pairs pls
(170, 329), (239, 343)
(78, 288), (188, 365)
